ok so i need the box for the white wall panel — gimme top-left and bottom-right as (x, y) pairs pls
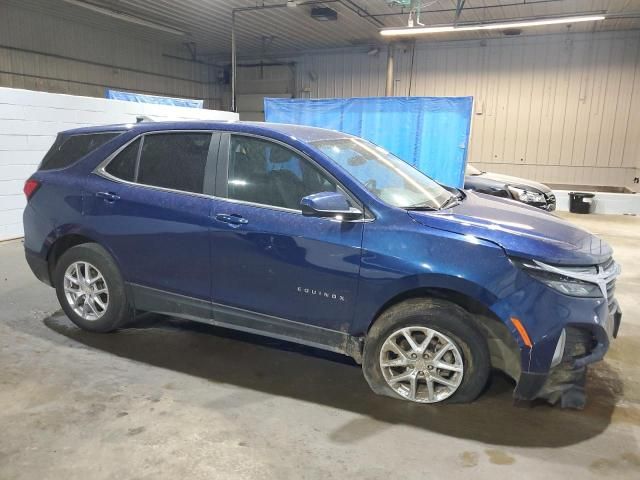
(0, 87), (238, 240)
(277, 31), (640, 191)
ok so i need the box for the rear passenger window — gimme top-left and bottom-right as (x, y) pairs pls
(138, 133), (212, 194)
(105, 139), (140, 182)
(40, 133), (120, 170)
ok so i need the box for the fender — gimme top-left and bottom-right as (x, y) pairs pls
(350, 271), (505, 336)
(43, 224), (127, 284)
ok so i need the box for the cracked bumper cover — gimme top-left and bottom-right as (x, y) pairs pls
(513, 305), (621, 408)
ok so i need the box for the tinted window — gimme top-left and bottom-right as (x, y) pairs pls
(40, 133), (120, 170)
(105, 139), (140, 182)
(138, 133), (212, 194)
(227, 135), (337, 210)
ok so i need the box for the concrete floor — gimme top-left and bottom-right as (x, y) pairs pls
(1, 212), (639, 479)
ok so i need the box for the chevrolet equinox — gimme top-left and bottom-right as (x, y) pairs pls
(23, 121), (622, 408)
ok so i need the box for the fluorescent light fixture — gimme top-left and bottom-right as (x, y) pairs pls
(62, 0), (187, 36)
(380, 14), (605, 36)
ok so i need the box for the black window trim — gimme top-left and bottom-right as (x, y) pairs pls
(96, 129), (374, 222)
(95, 130), (221, 199)
(39, 130), (124, 171)
(216, 132), (370, 220)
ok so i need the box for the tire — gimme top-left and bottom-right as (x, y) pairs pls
(54, 243), (133, 333)
(362, 298), (490, 404)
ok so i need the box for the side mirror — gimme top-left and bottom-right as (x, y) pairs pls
(300, 192), (363, 221)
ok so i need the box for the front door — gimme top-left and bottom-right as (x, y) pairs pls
(210, 133), (363, 332)
(84, 131), (219, 303)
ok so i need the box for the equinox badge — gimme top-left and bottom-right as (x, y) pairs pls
(297, 286), (345, 302)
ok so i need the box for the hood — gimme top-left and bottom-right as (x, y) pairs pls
(477, 172), (552, 193)
(408, 192), (612, 265)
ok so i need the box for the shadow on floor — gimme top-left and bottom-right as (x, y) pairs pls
(41, 311), (623, 447)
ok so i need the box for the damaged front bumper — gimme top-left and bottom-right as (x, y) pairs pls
(514, 304), (622, 409)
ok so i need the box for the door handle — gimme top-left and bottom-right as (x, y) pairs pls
(96, 191), (120, 203)
(215, 213), (249, 226)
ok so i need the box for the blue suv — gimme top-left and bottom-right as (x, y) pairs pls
(23, 121), (621, 407)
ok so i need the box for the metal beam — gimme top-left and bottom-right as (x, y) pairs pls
(231, 10), (237, 112)
(366, 0), (565, 18)
(385, 43), (394, 97)
(454, 0), (466, 26)
(338, 0), (385, 28)
(228, 0), (381, 112)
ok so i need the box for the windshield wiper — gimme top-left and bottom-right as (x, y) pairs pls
(404, 205), (438, 211)
(439, 195), (460, 210)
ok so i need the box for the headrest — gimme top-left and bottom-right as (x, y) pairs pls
(270, 147), (293, 164)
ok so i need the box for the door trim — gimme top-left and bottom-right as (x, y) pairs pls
(128, 283), (364, 362)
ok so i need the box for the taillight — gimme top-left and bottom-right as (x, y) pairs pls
(23, 179), (41, 200)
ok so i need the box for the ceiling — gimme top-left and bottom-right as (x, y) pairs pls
(10, 0), (640, 58)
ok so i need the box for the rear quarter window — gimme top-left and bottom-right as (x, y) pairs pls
(105, 138), (140, 182)
(39, 132), (121, 171)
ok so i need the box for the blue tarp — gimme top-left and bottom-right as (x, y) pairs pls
(264, 96), (473, 188)
(106, 89), (203, 109)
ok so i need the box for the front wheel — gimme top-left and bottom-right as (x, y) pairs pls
(54, 243), (133, 332)
(363, 298), (490, 404)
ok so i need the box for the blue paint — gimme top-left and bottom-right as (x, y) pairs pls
(23, 120), (618, 388)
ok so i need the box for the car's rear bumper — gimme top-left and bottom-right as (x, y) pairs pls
(25, 248), (52, 286)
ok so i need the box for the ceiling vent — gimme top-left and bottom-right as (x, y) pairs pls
(311, 6), (338, 21)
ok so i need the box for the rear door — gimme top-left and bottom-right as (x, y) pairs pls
(209, 133), (364, 332)
(83, 131), (219, 304)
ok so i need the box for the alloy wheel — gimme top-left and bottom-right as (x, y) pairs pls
(63, 261), (109, 321)
(379, 326), (464, 403)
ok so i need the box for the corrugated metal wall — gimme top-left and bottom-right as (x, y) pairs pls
(288, 30), (640, 190)
(1, 0), (638, 190)
(0, 2), (221, 108)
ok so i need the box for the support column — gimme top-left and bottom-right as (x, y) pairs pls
(385, 43), (394, 97)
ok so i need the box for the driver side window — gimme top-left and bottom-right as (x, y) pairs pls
(227, 135), (337, 211)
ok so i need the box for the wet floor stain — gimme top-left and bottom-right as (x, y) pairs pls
(589, 451), (640, 474)
(329, 417), (388, 443)
(459, 451), (479, 468)
(485, 449), (515, 465)
(127, 426), (146, 436)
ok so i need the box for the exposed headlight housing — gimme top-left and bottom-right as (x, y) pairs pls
(508, 186), (546, 204)
(512, 258), (607, 298)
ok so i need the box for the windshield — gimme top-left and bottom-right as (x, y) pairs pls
(466, 164), (482, 175)
(311, 137), (455, 210)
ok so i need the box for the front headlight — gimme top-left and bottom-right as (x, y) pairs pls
(512, 258), (603, 298)
(508, 186), (546, 204)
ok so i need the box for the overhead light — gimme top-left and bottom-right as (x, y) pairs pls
(62, 0), (187, 36)
(380, 14), (606, 36)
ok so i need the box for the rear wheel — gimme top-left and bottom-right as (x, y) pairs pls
(363, 298), (490, 404)
(54, 243), (133, 332)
